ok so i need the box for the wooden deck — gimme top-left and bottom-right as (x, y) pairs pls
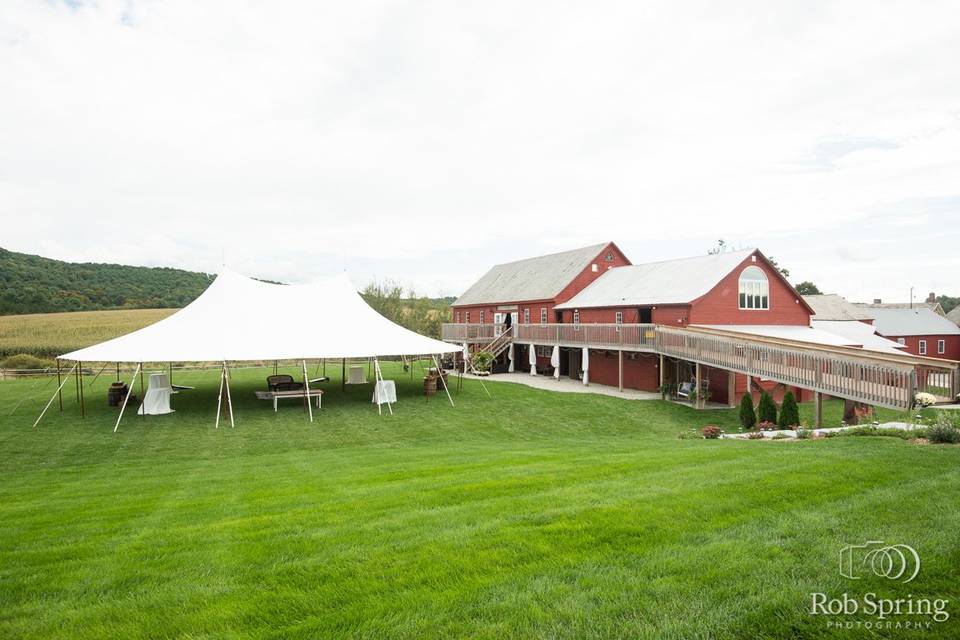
(442, 323), (960, 410)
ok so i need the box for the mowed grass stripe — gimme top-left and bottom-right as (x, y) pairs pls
(0, 364), (957, 638)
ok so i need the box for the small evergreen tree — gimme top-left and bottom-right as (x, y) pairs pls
(779, 390), (800, 428)
(738, 393), (756, 430)
(757, 390), (778, 424)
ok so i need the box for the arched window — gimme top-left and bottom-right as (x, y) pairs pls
(738, 266), (769, 310)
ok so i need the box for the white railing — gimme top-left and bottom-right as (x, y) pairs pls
(441, 322), (960, 409)
(441, 323), (500, 342)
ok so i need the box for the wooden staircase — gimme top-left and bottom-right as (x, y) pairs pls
(467, 329), (514, 373)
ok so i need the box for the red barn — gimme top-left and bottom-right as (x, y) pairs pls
(861, 307), (960, 361)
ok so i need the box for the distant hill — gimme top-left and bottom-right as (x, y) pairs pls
(0, 247), (213, 315)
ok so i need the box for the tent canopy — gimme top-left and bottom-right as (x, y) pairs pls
(59, 268), (460, 362)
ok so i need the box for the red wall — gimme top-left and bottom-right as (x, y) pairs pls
(688, 254), (811, 326)
(451, 242), (630, 322)
(885, 335), (960, 361)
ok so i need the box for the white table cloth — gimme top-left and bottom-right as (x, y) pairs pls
(372, 380), (397, 404)
(347, 365), (367, 384)
(139, 372), (174, 415)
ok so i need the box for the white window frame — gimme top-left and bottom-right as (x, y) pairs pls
(919, 339), (927, 355)
(573, 310), (580, 331)
(897, 337), (906, 345)
(523, 308), (530, 324)
(540, 307), (547, 325)
(479, 310), (485, 324)
(455, 311), (460, 323)
(938, 339), (946, 355)
(465, 311), (470, 323)
(738, 266), (769, 310)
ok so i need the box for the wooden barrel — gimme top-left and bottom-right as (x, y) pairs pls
(423, 377), (438, 396)
(107, 383), (127, 407)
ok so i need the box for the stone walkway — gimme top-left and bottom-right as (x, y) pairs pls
(471, 371), (660, 401)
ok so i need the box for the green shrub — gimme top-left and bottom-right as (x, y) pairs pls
(757, 391), (778, 424)
(778, 391), (800, 428)
(928, 413), (960, 444)
(738, 393), (756, 430)
(0, 353), (54, 370)
(746, 431), (765, 440)
(677, 430), (701, 440)
(471, 351), (493, 372)
(795, 428), (812, 439)
(771, 432), (790, 440)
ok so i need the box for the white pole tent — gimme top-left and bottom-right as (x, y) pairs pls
(40, 269), (461, 429)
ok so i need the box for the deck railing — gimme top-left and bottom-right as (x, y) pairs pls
(441, 322), (960, 410)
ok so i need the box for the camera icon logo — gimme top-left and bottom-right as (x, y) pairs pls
(839, 540), (920, 583)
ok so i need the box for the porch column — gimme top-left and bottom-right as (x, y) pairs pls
(618, 350), (623, 392)
(695, 362), (703, 409)
(658, 353), (664, 390)
(727, 371), (736, 408)
(814, 391), (823, 428)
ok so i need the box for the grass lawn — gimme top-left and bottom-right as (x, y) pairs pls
(1, 363), (958, 638)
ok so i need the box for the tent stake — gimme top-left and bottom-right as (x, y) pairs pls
(432, 355), (455, 407)
(302, 360), (313, 423)
(114, 363), (141, 433)
(33, 363), (78, 429)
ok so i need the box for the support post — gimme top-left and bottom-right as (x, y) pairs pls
(342, 358), (345, 391)
(618, 350), (623, 392)
(32, 363), (78, 429)
(88, 361), (110, 388)
(727, 371), (736, 408)
(224, 362), (234, 428)
(695, 362), (703, 409)
(302, 360), (313, 423)
(814, 391), (823, 428)
(114, 363), (141, 433)
(432, 355), (455, 407)
(79, 361), (85, 418)
(215, 363), (225, 429)
(57, 359), (63, 412)
(116, 362), (120, 382)
(658, 353), (664, 392)
(139, 363), (145, 419)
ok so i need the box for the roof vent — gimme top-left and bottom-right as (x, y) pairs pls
(591, 264), (598, 272)
(873, 298), (882, 304)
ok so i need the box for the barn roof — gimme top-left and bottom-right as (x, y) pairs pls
(453, 242), (611, 306)
(856, 301), (945, 316)
(555, 249), (754, 309)
(803, 294), (872, 321)
(861, 307), (960, 337)
(948, 306), (960, 327)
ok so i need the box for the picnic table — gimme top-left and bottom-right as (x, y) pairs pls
(255, 388), (324, 411)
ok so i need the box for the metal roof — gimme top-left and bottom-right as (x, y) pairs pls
(861, 307), (960, 337)
(856, 301), (945, 316)
(948, 306), (960, 327)
(803, 294), (872, 321)
(453, 242), (610, 306)
(811, 320), (907, 354)
(555, 249), (754, 309)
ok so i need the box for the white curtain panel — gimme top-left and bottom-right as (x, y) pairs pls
(551, 345), (560, 380)
(528, 345), (537, 376)
(507, 343), (515, 372)
(582, 347), (590, 385)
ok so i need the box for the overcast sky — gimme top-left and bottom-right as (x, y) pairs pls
(1, 1), (958, 301)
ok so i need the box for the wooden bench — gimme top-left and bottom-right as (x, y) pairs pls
(255, 389), (323, 411)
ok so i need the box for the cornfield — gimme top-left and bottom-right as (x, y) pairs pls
(0, 309), (177, 358)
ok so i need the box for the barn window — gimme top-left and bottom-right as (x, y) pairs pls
(455, 311), (460, 323)
(897, 338), (905, 345)
(523, 308), (530, 324)
(540, 307), (547, 324)
(738, 266), (769, 310)
(938, 339), (946, 354)
(573, 310), (580, 331)
(465, 311), (470, 323)
(919, 340), (927, 355)
(615, 311), (623, 324)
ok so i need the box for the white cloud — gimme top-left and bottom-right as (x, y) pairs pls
(0, 0), (958, 301)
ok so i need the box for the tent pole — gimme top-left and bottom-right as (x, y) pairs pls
(33, 363), (78, 429)
(374, 358), (393, 415)
(169, 362), (173, 388)
(139, 363), (145, 419)
(323, 359), (326, 377)
(341, 359), (345, 391)
(78, 361), (85, 418)
(116, 362), (120, 382)
(74, 361), (80, 402)
(224, 362), (235, 428)
(57, 359), (63, 412)
(215, 363), (225, 429)
(113, 363), (140, 433)
(432, 355), (454, 407)
(302, 360), (313, 423)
